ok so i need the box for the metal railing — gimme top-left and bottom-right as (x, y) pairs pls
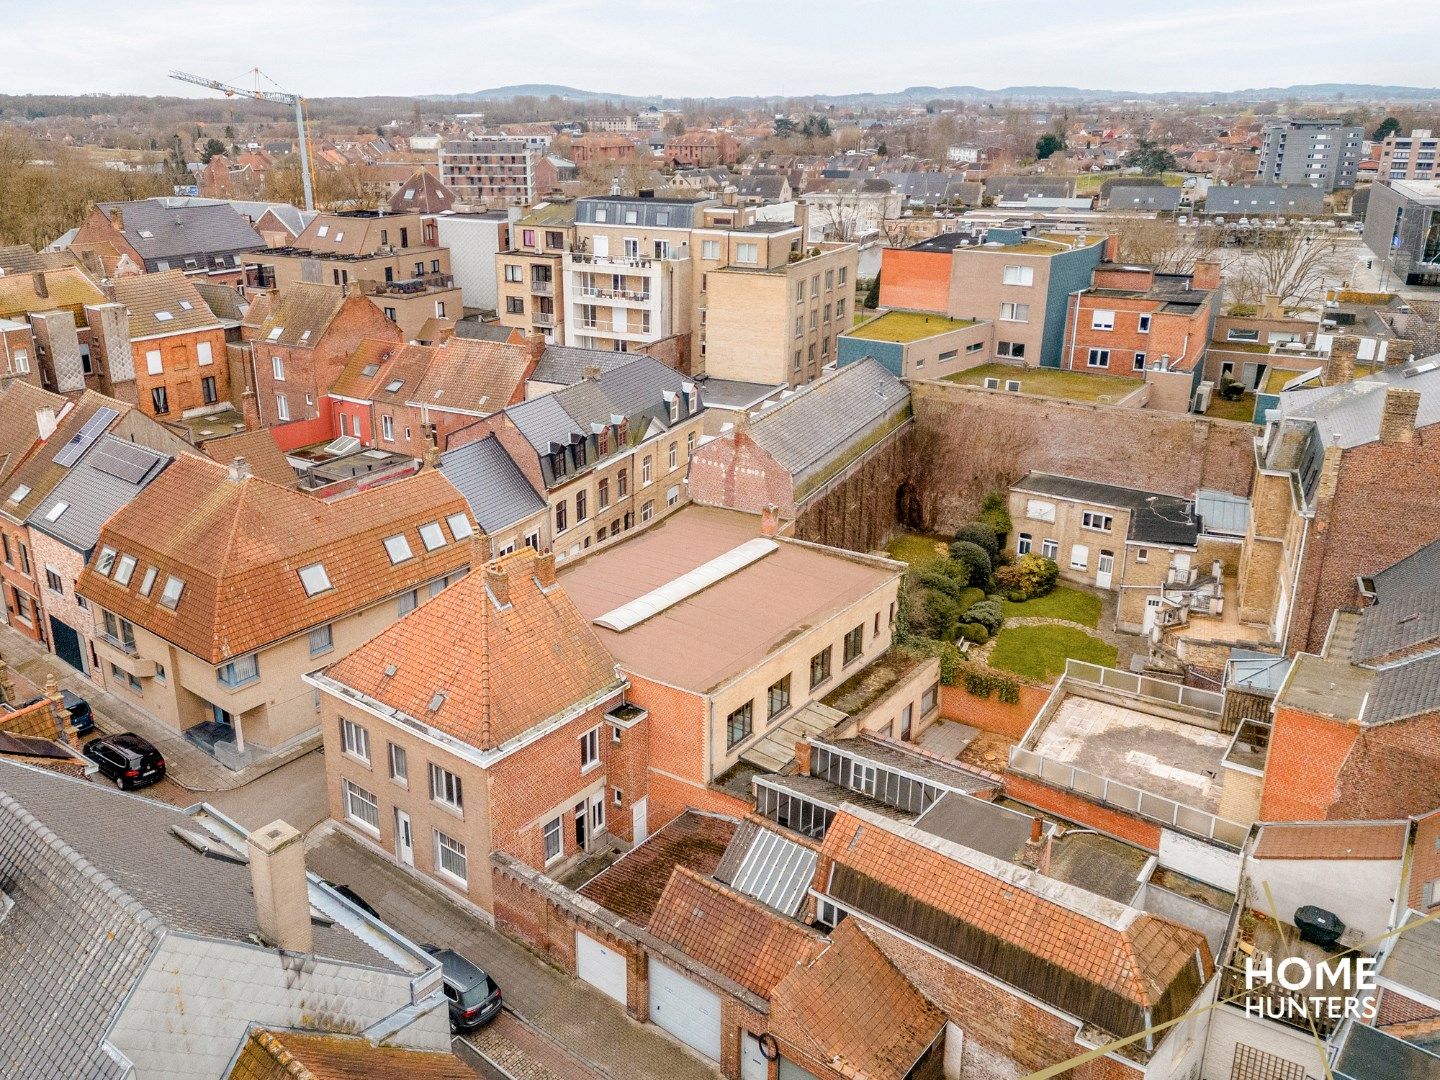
(532, 312), (554, 327)
(530, 279), (553, 295)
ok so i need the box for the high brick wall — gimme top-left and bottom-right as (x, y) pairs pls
(939, 682), (1049, 740)
(793, 422), (913, 553)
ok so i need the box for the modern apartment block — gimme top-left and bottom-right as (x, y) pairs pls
(1256, 118), (1363, 191)
(1363, 179), (1440, 288)
(496, 201), (576, 340)
(1378, 128), (1439, 182)
(440, 138), (554, 208)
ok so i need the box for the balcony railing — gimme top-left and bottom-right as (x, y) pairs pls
(530, 279), (554, 295)
(577, 285), (652, 302)
(569, 250), (676, 269)
(533, 312), (555, 327)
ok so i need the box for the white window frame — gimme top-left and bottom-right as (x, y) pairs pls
(999, 302), (1029, 323)
(1081, 511), (1114, 532)
(434, 830), (468, 885)
(145, 349), (163, 376)
(1002, 264), (1034, 286)
(381, 415), (394, 441)
(418, 521), (447, 551)
(543, 816), (563, 864)
(196, 340), (213, 366)
(388, 742), (409, 785)
(1041, 538), (1059, 560)
(580, 726), (600, 773)
(429, 762), (464, 812)
(1017, 533), (1032, 555)
(308, 622), (333, 656)
(1070, 544), (1090, 571)
(383, 534), (414, 564)
(1087, 348), (1110, 368)
(446, 512), (474, 540)
(343, 779), (380, 835)
(275, 394), (290, 422)
(272, 355), (286, 381)
(1091, 309), (1116, 331)
(341, 717), (371, 764)
(1137, 313), (1152, 334)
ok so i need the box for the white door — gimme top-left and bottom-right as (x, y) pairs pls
(576, 931), (627, 1006)
(632, 797), (648, 844)
(592, 235), (609, 258)
(1096, 549), (1114, 590)
(648, 957), (722, 1062)
(395, 809), (414, 867)
(1142, 596), (1163, 635)
(741, 1033), (769, 1080)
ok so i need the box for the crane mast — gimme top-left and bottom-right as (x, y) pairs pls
(169, 69), (315, 212)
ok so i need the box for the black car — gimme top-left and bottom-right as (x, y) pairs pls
(323, 881), (380, 920)
(83, 732), (166, 790)
(4, 689), (94, 735)
(422, 944), (502, 1032)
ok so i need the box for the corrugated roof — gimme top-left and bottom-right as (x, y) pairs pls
(712, 820), (818, 916)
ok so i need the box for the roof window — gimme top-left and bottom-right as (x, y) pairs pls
(334, 231), (344, 242)
(179, 300), (193, 310)
(154, 311), (174, 322)
(383, 534), (414, 564)
(8, 485), (30, 504)
(138, 566), (157, 597)
(137, 229), (154, 238)
(160, 575), (185, 610)
(298, 563), (333, 597)
(385, 379), (404, 393)
(95, 546), (117, 575)
(446, 513), (473, 540)
(44, 502), (68, 522)
(113, 554), (137, 587)
(267, 327), (284, 341)
(418, 522), (446, 551)
(317, 225), (329, 237)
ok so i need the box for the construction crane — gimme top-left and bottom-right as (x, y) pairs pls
(169, 68), (315, 212)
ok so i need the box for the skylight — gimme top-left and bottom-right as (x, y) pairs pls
(267, 327), (284, 341)
(361, 364), (380, 378)
(446, 513), (474, 540)
(385, 379), (404, 393)
(300, 330), (312, 342)
(298, 563), (333, 597)
(113, 554), (137, 586)
(334, 231), (344, 242)
(137, 229), (154, 238)
(44, 502), (68, 522)
(594, 538), (779, 632)
(95, 546), (117, 575)
(317, 225), (329, 237)
(383, 534), (414, 564)
(154, 311), (174, 322)
(418, 522), (446, 551)
(7, 485), (30, 504)
(138, 566), (157, 597)
(160, 575), (185, 610)
(179, 299), (193, 310)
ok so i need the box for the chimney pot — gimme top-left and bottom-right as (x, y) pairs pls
(760, 503), (779, 537)
(1030, 816), (1044, 844)
(228, 456), (252, 482)
(246, 820), (312, 954)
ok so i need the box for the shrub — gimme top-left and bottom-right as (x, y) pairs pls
(956, 586), (987, 611)
(953, 521), (999, 559)
(994, 554), (1059, 602)
(957, 622), (989, 645)
(978, 492), (1012, 541)
(963, 599), (1005, 635)
(960, 667), (1021, 703)
(909, 588), (961, 642)
(915, 557), (973, 598)
(948, 540), (993, 586)
(935, 641), (963, 685)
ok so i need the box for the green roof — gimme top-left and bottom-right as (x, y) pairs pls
(846, 311), (978, 343)
(944, 363), (1139, 404)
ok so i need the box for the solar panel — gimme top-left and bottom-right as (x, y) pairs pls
(53, 407), (119, 468)
(88, 440), (162, 485)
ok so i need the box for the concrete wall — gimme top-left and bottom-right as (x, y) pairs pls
(436, 216), (507, 312)
(1245, 853), (1401, 943)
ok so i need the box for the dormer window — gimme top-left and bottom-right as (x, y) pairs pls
(666, 393), (680, 422)
(298, 563), (333, 597)
(383, 534), (414, 564)
(418, 522), (446, 551)
(160, 575), (185, 610)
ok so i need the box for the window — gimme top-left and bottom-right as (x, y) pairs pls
(543, 817), (563, 863)
(702, 239), (720, 260)
(1070, 544), (1089, 571)
(298, 563), (332, 596)
(388, 742), (408, 784)
(96, 546), (117, 575)
(736, 242), (758, 264)
(151, 387), (169, 415)
(446, 512), (473, 540)
(555, 500), (568, 533)
(1002, 264), (1034, 286)
(580, 726), (600, 771)
(843, 624), (864, 665)
(135, 563), (154, 594)
(309, 623), (333, 656)
(110, 663), (142, 693)
(504, 264), (523, 283)
(341, 717), (371, 763)
(996, 341), (1025, 359)
(217, 652), (259, 687)
(381, 415), (394, 441)
(145, 349), (163, 376)
(617, 469), (628, 497)
(642, 457), (652, 485)
(197, 340), (213, 366)
(768, 674), (791, 719)
(102, 610), (136, 650)
(795, 281), (805, 304)
(419, 521), (447, 551)
(343, 779), (380, 833)
(1082, 511), (1114, 532)
(546, 230), (564, 249)
(1087, 348), (1110, 368)
(668, 395), (680, 422)
(1136, 548), (1149, 564)
(1091, 309), (1116, 331)
(45, 567), (63, 594)
(435, 831), (467, 884)
(1134, 351), (1147, 371)
(160, 575), (185, 609)
(113, 554), (137, 586)
(1042, 538), (1058, 560)
(668, 442), (677, 469)
(838, 266), (848, 285)
(271, 355), (286, 382)
(597, 478), (610, 509)
(1137, 313), (1152, 334)
(726, 700), (753, 748)
(794, 316), (804, 339)
(921, 682), (939, 715)
(1017, 533), (1032, 555)
(999, 302), (1029, 322)
(398, 589), (419, 615)
(201, 376), (217, 404)
(810, 646), (832, 688)
(575, 490), (588, 522)
(275, 394), (289, 422)
(836, 297), (846, 318)
(384, 534), (414, 563)
(1227, 328), (1260, 343)
(435, 301), (446, 318)
(505, 296), (524, 314)
(429, 763), (463, 810)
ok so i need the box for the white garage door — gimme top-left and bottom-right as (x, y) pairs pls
(648, 957), (722, 1061)
(576, 932), (627, 1006)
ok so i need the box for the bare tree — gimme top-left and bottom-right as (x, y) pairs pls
(1227, 228), (1347, 308)
(1111, 219), (1221, 276)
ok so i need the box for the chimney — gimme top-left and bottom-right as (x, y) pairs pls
(525, 329), (547, 366)
(1379, 387), (1421, 444)
(582, 364), (602, 382)
(31, 271), (48, 300)
(227, 456), (252, 482)
(484, 560), (512, 607)
(247, 820), (313, 954)
(1261, 293), (1282, 320)
(1029, 816), (1043, 844)
(43, 675), (78, 747)
(1325, 335), (1360, 385)
(1384, 338), (1415, 368)
(1102, 234), (1119, 263)
(0, 654), (16, 706)
(1018, 817), (1052, 874)
(534, 550), (557, 588)
(760, 503), (779, 537)
(1190, 259), (1221, 292)
(109, 207), (125, 232)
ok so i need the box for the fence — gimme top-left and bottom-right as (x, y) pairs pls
(1063, 659), (1224, 715)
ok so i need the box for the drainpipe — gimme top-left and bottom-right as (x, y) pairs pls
(249, 347), (264, 428)
(1174, 331), (1191, 372)
(1067, 287), (1088, 370)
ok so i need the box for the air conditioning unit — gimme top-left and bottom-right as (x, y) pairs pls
(983, 377), (1001, 389)
(1005, 380), (1022, 392)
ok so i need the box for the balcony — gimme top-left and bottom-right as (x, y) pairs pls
(530, 279), (554, 296)
(533, 312), (555, 327)
(568, 250), (681, 270)
(576, 285), (653, 304)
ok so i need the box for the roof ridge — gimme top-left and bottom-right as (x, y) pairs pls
(251, 1030), (319, 1080)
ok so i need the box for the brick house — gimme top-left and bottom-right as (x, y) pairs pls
(1060, 261), (1220, 378)
(310, 547), (629, 917)
(569, 133), (638, 166)
(0, 266), (132, 398)
(76, 455), (473, 768)
(664, 132), (740, 168)
(112, 270), (231, 421)
(70, 199), (264, 284)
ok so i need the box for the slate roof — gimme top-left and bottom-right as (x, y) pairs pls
(529, 344), (639, 386)
(388, 170), (457, 215)
(77, 457), (472, 663)
(229, 1028), (474, 1080)
(1203, 184), (1325, 214)
(452, 319), (518, 344)
(1271, 358), (1440, 449)
(1366, 653), (1440, 727)
(322, 548), (622, 751)
(29, 435), (170, 552)
(1354, 539), (1440, 664)
(112, 269), (225, 340)
(97, 198), (265, 263)
(1013, 471), (1201, 546)
(439, 434), (547, 533)
(580, 811), (738, 927)
(744, 358), (909, 485)
(1107, 184), (1183, 211)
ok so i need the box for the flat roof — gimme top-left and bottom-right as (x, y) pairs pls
(1277, 653), (1375, 723)
(559, 506), (898, 694)
(846, 311), (978, 343)
(944, 364), (1139, 405)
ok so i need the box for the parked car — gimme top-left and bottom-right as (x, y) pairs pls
(422, 944), (502, 1032)
(323, 881), (379, 920)
(3, 688), (94, 735)
(83, 732), (165, 789)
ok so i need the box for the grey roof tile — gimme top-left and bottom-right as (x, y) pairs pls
(97, 198), (264, 266)
(1013, 472), (1200, 546)
(1273, 358), (1440, 449)
(439, 434), (547, 533)
(1354, 539), (1440, 663)
(28, 434), (170, 552)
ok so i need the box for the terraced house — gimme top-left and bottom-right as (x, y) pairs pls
(111, 270), (230, 421)
(76, 454), (474, 769)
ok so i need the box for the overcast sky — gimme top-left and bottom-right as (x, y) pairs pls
(8, 0), (1439, 99)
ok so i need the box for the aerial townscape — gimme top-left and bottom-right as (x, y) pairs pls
(4, 9), (1440, 1079)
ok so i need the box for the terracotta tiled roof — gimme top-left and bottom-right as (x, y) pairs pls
(820, 809), (1209, 1013)
(227, 1028), (474, 1080)
(2, 390), (129, 519)
(0, 381), (66, 486)
(581, 811), (738, 927)
(323, 547), (621, 750)
(410, 338), (534, 415)
(0, 265), (105, 323)
(331, 338), (404, 400)
(200, 429), (296, 488)
(77, 456), (472, 663)
(112, 269), (223, 340)
(769, 919), (944, 1079)
(1253, 821), (1409, 861)
(255, 283), (347, 347)
(647, 867), (824, 998)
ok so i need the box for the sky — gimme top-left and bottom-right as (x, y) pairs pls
(5, 0), (1439, 100)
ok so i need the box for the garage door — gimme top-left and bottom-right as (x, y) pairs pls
(648, 957), (721, 1062)
(49, 617), (85, 673)
(576, 931), (627, 1006)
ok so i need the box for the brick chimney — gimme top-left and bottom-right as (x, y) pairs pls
(534, 550), (557, 588)
(227, 456), (252, 482)
(1261, 293), (1282, 320)
(30, 272), (48, 300)
(760, 503), (779, 537)
(484, 560), (513, 607)
(1017, 817), (1052, 875)
(525, 329), (547, 366)
(247, 820), (313, 954)
(0, 654), (16, 706)
(1384, 338), (1415, 368)
(108, 207), (125, 232)
(43, 675), (78, 748)
(582, 364), (602, 382)
(1379, 387), (1421, 444)
(1190, 259), (1221, 292)
(1102, 234), (1119, 263)
(1325, 335), (1360, 385)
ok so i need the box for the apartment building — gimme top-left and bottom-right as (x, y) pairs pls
(1256, 118), (1363, 191)
(1363, 178), (1440, 288)
(433, 210), (509, 313)
(496, 201), (575, 340)
(879, 228), (1106, 368)
(1378, 128), (1439, 181)
(663, 131), (740, 167)
(243, 209), (460, 341)
(569, 132), (638, 166)
(76, 455), (473, 769)
(111, 270), (230, 422)
(1061, 261), (1220, 378)
(440, 138), (555, 208)
(311, 548), (627, 915)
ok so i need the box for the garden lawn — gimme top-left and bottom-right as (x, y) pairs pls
(988, 624), (1117, 682)
(886, 532), (950, 571)
(1000, 586), (1101, 628)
